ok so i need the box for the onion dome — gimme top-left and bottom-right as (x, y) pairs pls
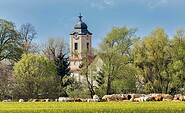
(70, 14), (92, 35)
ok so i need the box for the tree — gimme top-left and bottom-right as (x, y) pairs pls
(95, 69), (107, 97)
(13, 54), (56, 99)
(42, 36), (72, 97)
(0, 63), (13, 100)
(54, 53), (71, 97)
(133, 27), (172, 93)
(96, 69), (105, 87)
(42, 36), (68, 60)
(20, 23), (37, 54)
(0, 19), (23, 61)
(66, 80), (85, 98)
(98, 26), (136, 94)
(170, 28), (185, 94)
(111, 64), (136, 94)
(80, 49), (96, 98)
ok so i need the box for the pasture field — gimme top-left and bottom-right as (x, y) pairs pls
(0, 102), (185, 113)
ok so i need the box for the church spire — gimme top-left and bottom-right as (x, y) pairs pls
(78, 13), (82, 22)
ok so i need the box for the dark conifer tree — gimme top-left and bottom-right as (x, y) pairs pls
(96, 69), (105, 87)
(54, 53), (72, 97)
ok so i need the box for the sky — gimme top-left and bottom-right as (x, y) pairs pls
(1, 0), (185, 48)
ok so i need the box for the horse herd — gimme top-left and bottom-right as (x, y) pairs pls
(8, 93), (185, 102)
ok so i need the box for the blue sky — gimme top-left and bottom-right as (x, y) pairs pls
(1, 0), (185, 48)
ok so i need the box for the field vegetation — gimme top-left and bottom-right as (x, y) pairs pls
(0, 102), (184, 113)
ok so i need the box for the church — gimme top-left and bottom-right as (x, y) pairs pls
(68, 14), (95, 82)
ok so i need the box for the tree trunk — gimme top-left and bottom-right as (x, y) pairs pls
(106, 74), (111, 95)
(85, 72), (95, 98)
(59, 76), (65, 97)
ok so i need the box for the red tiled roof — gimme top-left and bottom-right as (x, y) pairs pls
(68, 58), (82, 61)
(70, 67), (81, 71)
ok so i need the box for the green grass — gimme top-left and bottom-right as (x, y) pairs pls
(0, 102), (185, 113)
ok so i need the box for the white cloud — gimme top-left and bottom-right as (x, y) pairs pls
(91, 2), (105, 9)
(147, 0), (169, 9)
(104, 0), (114, 6)
(91, 0), (115, 9)
(145, 0), (185, 9)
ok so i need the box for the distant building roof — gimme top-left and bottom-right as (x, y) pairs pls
(68, 58), (82, 61)
(70, 14), (92, 35)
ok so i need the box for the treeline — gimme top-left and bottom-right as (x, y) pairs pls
(0, 19), (73, 100)
(1, 19), (185, 100)
(95, 26), (185, 97)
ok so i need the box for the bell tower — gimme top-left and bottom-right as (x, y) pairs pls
(69, 14), (92, 72)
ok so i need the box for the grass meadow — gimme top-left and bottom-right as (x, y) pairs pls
(0, 101), (184, 113)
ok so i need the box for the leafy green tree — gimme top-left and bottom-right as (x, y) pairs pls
(133, 27), (172, 93)
(170, 29), (185, 94)
(66, 81), (87, 98)
(80, 49), (96, 98)
(0, 19), (23, 61)
(98, 26), (136, 94)
(112, 64), (136, 94)
(13, 54), (56, 99)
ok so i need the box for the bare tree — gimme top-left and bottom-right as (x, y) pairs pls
(42, 36), (69, 60)
(20, 23), (37, 54)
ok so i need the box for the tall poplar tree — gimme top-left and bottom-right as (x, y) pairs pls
(133, 27), (172, 93)
(98, 26), (136, 94)
(170, 29), (185, 94)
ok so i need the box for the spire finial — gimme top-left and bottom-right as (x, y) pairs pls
(78, 13), (82, 22)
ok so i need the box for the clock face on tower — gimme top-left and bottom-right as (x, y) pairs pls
(73, 34), (79, 40)
(86, 37), (89, 40)
(86, 34), (89, 40)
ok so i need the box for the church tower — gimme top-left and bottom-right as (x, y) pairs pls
(69, 14), (92, 79)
